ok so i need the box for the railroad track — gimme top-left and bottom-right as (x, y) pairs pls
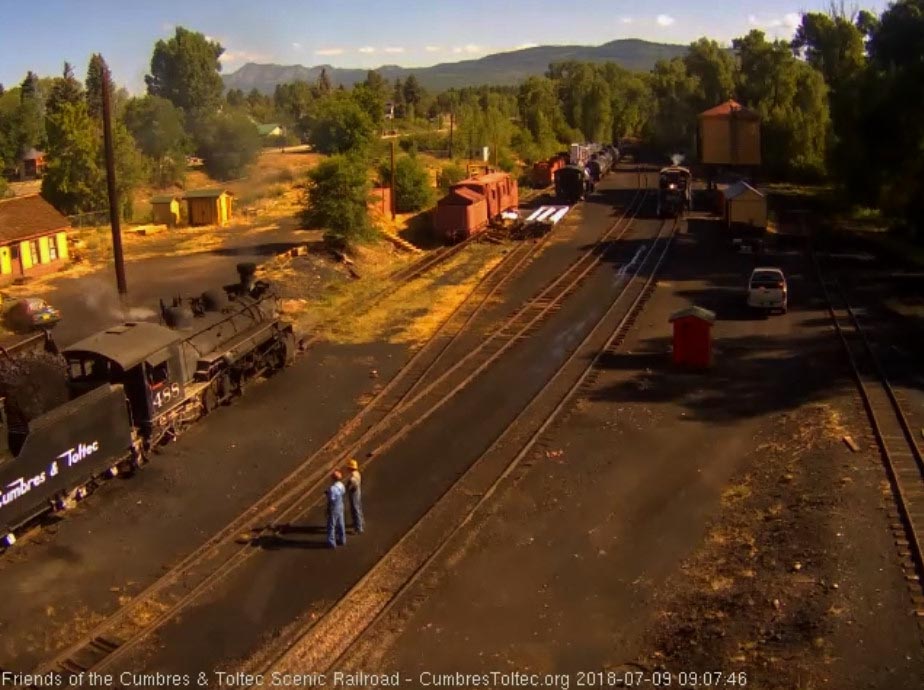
(812, 250), (924, 620)
(255, 215), (679, 678)
(26, 189), (649, 682)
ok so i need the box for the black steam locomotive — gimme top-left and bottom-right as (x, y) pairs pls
(657, 166), (693, 218)
(0, 264), (295, 546)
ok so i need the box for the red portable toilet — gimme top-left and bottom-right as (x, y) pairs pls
(669, 306), (716, 369)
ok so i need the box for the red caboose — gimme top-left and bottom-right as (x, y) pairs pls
(433, 187), (489, 242)
(433, 171), (519, 243)
(455, 172), (518, 219)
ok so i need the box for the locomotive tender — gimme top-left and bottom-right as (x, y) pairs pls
(0, 264), (295, 545)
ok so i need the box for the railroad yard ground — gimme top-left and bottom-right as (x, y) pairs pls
(2, 170), (924, 689)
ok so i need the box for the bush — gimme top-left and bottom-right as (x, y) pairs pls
(378, 155), (434, 213)
(303, 155), (375, 247)
(439, 163), (466, 190)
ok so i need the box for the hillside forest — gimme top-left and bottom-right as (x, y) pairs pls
(0, 2), (922, 242)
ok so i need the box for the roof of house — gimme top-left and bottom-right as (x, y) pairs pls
(724, 180), (765, 200)
(21, 148), (45, 160)
(698, 99), (760, 120)
(64, 321), (181, 370)
(150, 194), (181, 204)
(0, 194), (71, 244)
(184, 188), (232, 199)
(669, 306), (716, 323)
(256, 123), (281, 136)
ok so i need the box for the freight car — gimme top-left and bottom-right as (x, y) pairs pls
(0, 264), (295, 546)
(433, 171), (519, 243)
(531, 154), (566, 188)
(657, 166), (693, 218)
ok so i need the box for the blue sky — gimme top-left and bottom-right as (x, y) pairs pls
(0, 0), (891, 93)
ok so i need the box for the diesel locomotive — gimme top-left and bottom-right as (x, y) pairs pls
(0, 264), (295, 545)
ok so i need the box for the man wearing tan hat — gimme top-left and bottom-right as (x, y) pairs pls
(345, 459), (364, 534)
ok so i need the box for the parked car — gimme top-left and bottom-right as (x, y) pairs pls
(747, 267), (787, 313)
(3, 297), (61, 332)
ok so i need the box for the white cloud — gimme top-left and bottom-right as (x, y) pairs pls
(656, 14), (675, 27)
(425, 45), (442, 52)
(384, 46), (405, 53)
(516, 42), (539, 50)
(748, 11), (802, 34)
(620, 17), (633, 24)
(452, 44), (484, 55)
(783, 12), (801, 29)
(315, 47), (345, 56)
(220, 49), (272, 65)
(291, 42), (302, 50)
(358, 46), (376, 54)
(162, 22), (175, 32)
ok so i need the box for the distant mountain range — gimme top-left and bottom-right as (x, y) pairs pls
(222, 39), (688, 94)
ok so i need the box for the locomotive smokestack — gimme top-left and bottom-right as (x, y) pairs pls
(237, 262), (257, 294)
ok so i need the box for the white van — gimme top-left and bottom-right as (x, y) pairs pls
(747, 267), (787, 313)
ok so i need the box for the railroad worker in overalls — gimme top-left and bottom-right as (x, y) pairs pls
(345, 459), (364, 534)
(326, 470), (347, 548)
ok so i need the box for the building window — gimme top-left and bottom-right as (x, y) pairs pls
(29, 240), (39, 265)
(48, 239), (58, 261)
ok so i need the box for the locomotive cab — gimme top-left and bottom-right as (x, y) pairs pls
(64, 323), (187, 440)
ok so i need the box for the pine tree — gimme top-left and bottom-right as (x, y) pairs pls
(41, 99), (104, 214)
(85, 53), (113, 121)
(317, 68), (332, 96)
(46, 62), (84, 117)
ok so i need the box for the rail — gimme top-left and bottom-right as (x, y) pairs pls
(28, 188), (650, 681)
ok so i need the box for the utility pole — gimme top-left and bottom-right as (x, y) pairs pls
(448, 108), (454, 159)
(390, 139), (397, 221)
(101, 65), (127, 297)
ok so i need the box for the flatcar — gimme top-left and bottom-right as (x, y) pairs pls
(0, 264), (295, 546)
(657, 166), (693, 218)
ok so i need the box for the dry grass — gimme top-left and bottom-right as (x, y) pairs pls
(270, 241), (504, 345)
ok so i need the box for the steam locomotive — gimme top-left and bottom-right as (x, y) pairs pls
(657, 166), (693, 218)
(0, 264), (295, 546)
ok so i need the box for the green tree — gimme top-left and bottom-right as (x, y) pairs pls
(46, 63), (84, 117)
(379, 154), (433, 213)
(863, 0), (924, 229)
(403, 75), (424, 119)
(195, 110), (261, 180)
(41, 100), (103, 214)
(352, 70), (388, 126)
(226, 88), (245, 107)
(145, 27), (225, 115)
(306, 92), (376, 155)
(734, 30), (830, 178)
(85, 54), (113, 121)
(792, 10), (872, 196)
(392, 78), (406, 118)
(123, 95), (189, 187)
(648, 57), (700, 152)
(683, 38), (737, 111)
(303, 155), (374, 247)
(517, 76), (559, 152)
(439, 162), (466, 190)
(317, 68), (332, 96)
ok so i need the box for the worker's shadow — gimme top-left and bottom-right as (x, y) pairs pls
(244, 523), (331, 550)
